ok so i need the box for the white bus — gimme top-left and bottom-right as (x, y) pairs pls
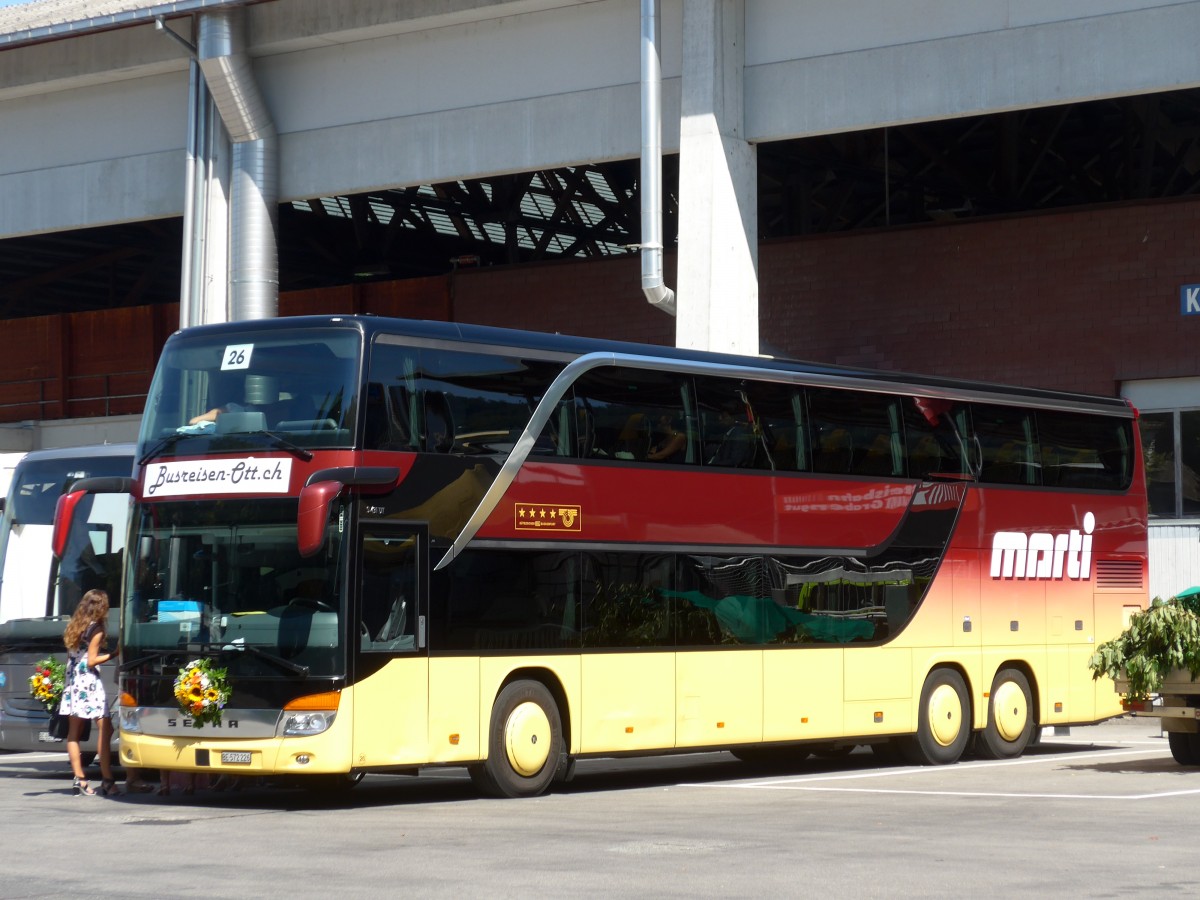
(0, 444), (134, 753)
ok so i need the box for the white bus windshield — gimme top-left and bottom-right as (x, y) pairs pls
(0, 452), (133, 623)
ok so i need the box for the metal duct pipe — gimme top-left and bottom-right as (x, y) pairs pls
(178, 59), (205, 328)
(198, 8), (278, 321)
(640, 0), (676, 316)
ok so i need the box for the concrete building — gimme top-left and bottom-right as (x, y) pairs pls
(1, 0), (1198, 596)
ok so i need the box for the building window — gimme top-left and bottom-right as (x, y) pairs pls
(1122, 378), (1200, 521)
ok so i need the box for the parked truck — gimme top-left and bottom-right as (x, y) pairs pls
(1095, 586), (1200, 766)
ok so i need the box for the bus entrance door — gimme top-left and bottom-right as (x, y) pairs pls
(351, 525), (428, 768)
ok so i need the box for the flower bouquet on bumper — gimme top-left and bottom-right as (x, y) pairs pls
(28, 657), (66, 711)
(173, 658), (231, 728)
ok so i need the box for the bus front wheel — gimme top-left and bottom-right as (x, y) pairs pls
(976, 668), (1034, 759)
(475, 680), (563, 799)
(903, 668), (970, 765)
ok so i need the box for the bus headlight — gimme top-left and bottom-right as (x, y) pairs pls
(118, 707), (142, 734)
(283, 711), (335, 736)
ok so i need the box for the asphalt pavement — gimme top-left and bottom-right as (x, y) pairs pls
(0, 716), (1193, 899)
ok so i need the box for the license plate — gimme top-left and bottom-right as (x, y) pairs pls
(37, 731), (62, 743)
(221, 751), (252, 765)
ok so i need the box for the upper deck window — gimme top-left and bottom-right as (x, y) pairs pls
(366, 340), (563, 455)
(139, 327), (361, 457)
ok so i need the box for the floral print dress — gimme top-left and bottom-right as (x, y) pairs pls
(59, 623), (107, 720)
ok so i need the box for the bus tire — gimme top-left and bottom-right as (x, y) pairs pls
(1167, 731), (1200, 765)
(478, 679), (563, 799)
(976, 668), (1034, 760)
(903, 668), (970, 765)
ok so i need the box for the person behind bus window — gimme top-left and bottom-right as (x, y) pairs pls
(61, 589), (119, 797)
(188, 374), (286, 426)
(707, 402), (752, 467)
(647, 414), (687, 463)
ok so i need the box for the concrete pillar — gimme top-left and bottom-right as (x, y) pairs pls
(675, 0), (759, 356)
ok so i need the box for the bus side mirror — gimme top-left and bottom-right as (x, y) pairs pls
(52, 490), (88, 559)
(52, 476), (136, 559)
(298, 480), (344, 558)
(297, 467), (400, 557)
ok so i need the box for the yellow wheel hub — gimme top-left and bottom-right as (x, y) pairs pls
(992, 680), (1029, 743)
(504, 701), (551, 777)
(928, 683), (964, 747)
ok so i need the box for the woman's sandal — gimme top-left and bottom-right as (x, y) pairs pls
(72, 778), (96, 796)
(100, 778), (122, 797)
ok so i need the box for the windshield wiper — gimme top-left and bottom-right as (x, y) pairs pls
(138, 432), (191, 465)
(221, 640), (310, 677)
(258, 430), (314, 462)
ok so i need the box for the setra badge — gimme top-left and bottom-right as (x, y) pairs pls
(514, 503), (582, 531)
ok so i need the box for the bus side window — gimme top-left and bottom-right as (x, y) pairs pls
(360, 531), (418, 652)
(571, 367), (692, 464)
(904, 397), (969, 480)
(364, 382), (403, 449)
(973, 404), (1039, 485)
(423, 391), (455, 453)
(1037, 409), (1131, 491)
(809, 388), (903, 477)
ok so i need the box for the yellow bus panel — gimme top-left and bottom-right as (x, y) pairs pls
(763, 647), (844, 742)
(676, 650), (762, 748)
(350, 659), (428, 767)
(428, 656), (480, 762)
(580, 653), (674, 753)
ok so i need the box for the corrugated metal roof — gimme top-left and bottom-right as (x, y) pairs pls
(0, 0), (245, 47)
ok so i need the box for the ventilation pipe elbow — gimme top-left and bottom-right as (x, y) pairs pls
(640, 0), (675, 317)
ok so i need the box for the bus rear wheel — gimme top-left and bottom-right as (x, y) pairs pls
(475, 680), (563, 799)
(902, 668), (970, 765)
(977, 668), (1034, 760)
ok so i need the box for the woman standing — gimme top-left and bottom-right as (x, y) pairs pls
(61, 589), (119, 796)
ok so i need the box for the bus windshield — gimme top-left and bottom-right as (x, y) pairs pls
(0, 450), (133, 623)
(123, 498), (346, 679)
(138, 326), (362, 457)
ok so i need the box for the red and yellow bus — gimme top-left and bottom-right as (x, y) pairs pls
(58, 316), (1146, 796)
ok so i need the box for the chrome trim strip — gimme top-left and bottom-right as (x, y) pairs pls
(128, 706), (281, 739)
(460, 538), (867, 558)
(374, 332), (577, 363)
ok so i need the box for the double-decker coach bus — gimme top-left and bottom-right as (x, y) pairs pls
(56, 316), (1146, 797)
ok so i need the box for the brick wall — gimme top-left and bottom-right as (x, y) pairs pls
(759, 198), (1200, 395)
(456, 197), (1200, 395)
(3, 195), (1198, 425)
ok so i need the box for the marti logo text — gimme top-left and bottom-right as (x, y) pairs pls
(990, 512), (1094, 580)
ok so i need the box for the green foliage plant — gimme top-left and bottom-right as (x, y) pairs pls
(1089, 595), (1200, 701)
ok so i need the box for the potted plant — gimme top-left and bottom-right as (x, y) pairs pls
(1089, 588), (1200, 701)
